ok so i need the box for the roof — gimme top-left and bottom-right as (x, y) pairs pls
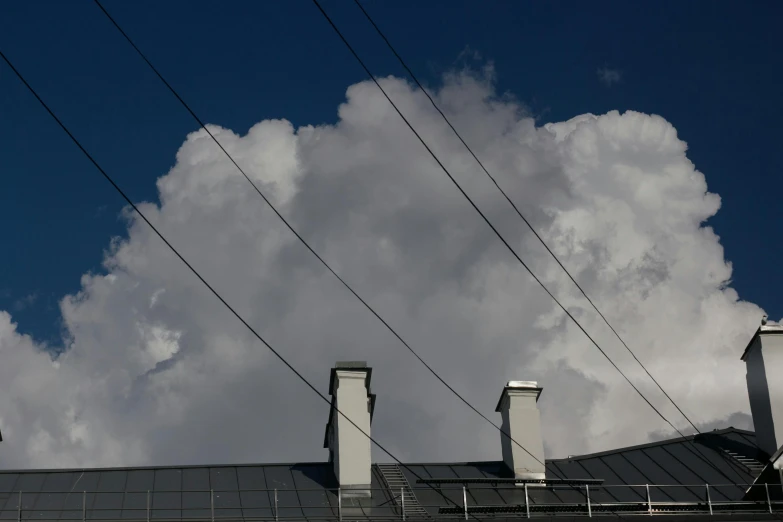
(552, 427), (769, 501)
(398, 429), (767, 509)
(743, 442), (783, 503)
(0, 428), (775, 520)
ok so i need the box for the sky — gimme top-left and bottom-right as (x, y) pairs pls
(0, 0), (781, 469)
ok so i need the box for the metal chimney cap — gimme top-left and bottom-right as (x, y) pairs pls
(506, 380), (539, 388)
(496, 381), (543, 411)
(334, 361), (369, 369)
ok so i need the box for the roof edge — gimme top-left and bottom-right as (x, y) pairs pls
(0, 429), (756, 476)
(0, 461), (338, 475)
(0, 460), (512, 475)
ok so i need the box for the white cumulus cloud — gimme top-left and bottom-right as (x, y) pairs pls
(0, 69), (765, 469)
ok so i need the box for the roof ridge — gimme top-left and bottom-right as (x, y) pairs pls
(0, 429), (756, 475)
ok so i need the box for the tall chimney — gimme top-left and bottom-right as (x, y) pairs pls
(324, 361), (375, 497)
(742, 320), (783, 457)
(495, 381), (546, 480)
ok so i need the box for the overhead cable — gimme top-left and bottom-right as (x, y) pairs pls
(92, 0), (556, 475)
(0, 47), (498, 516)
(312, 0), (747, 485)
(349, 0), (752, 485)
(351, 0), (702, 443)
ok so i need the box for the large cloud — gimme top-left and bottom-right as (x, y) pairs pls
(0, 70), (765, 469)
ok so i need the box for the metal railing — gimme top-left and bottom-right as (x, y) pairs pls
(0, 483), (782, 520)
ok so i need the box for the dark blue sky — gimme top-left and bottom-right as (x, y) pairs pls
(1, 0), (781, 346)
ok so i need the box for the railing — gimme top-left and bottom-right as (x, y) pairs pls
(0, 483), (782, 520)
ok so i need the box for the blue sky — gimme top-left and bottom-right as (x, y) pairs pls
(2, 0), (781, 346)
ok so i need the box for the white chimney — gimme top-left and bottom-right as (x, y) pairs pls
(495, 381), (546, 480)
(324, 361), (375, 497)
(742, 320), (783, 457)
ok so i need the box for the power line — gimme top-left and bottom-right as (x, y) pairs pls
(92, 0), (558, 477)
(310, 0), (748, 485)
(351, 0), (702, 442)
(348, 0), (752, 486)
(0, 47), (485, 517)
(310, 0), (675, 446)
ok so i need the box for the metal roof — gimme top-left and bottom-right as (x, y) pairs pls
(0, 428), (778, 520)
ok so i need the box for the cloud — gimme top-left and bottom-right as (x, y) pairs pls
(12, 293), (37, 312)
(597, 66), (622, 87)
(0, 69), (764, 470)
(456, 45), (482, 63)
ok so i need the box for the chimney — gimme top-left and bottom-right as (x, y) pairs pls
(742, 319), (783, 457)
(324, 361), (375, 497)
(495, 381), (546, 480)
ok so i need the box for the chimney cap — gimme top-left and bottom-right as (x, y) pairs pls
(334, 361), (368, 369)
(506, 380), (539, 388)
(495, 381), (543, 412)
(741, 321), (783, 361)
(329, 363), (373, 395)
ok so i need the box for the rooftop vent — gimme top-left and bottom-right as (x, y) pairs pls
(495, 380), (546, 481)
(324, 361), (375, 498)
